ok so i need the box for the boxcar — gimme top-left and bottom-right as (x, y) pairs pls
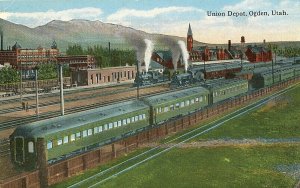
(142, 87), (209, 124)
(10, 100), (150, 169)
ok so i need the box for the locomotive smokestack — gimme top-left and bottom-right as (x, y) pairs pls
(228, 40), (231, 51)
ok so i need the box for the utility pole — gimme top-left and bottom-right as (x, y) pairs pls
(35, 66), (39, 119)
(59, 64), (64, 116)
(136, 60), (140, 99)
(20, 64), (22, 103)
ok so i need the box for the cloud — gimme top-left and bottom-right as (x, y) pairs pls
(0, 7), (103, 28)
(107, 6), (203, 25)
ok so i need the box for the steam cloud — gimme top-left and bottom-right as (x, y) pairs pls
(157, 36), (181, 71)
(178, 40), (189, 72)
(115, 30), (148, 72)
(144, 39), (154, 72)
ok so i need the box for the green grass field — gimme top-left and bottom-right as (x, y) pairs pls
(100, 145), (300, 188)
(52, 85), (300, 188)
(196, 84), (300, 140)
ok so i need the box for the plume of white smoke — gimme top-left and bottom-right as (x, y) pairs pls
(114, 30), (147, 72)
(144, 39), (154, 72)
(178, 40), (190, 72)
(157, 36), (181, 71)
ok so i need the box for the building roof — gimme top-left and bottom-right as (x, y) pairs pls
(12, 42), (21, 50)
(142, 86), (209, 106)
(12, 100), (148, 138)
(51, 40), (57, 49)
(149, 60), (164, 69)
(247, 45), (270, 54)
(187, 23), (193, 36)
(155, 50), (172, 61)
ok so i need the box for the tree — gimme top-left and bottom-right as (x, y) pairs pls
(66, 44), (137, 68)
(0, 66), (20, 84)
(37, 64), (57, 80)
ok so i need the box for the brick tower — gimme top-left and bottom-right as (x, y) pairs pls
(187, 23), (193, 52)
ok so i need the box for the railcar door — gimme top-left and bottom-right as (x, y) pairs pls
(15, 136), (25, 164)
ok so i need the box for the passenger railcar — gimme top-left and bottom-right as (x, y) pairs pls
(10, 100), (150, 169)
(202, 79), (249, 104)
(142, 87), (209, 124)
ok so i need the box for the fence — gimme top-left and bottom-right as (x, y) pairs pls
(1, 77), (299, 188)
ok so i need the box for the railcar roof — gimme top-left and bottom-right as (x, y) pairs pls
(202, 78), (247, 89)
(142, 87), (209, 105)
(13, 100), (148, 138)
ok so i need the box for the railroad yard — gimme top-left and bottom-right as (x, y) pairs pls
(50, 81), (300, 188)
(1, 68), (300, 188)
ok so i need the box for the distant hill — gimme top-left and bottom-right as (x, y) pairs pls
(0, 18), (206, 52)
(0, 18), (299, 53)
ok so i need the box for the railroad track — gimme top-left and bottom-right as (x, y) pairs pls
(0, 83), (134, 114)
(0, 85), (171, 131)
(67, 83), (298, 188)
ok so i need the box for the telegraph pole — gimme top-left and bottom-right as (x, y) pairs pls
(59, 64), (64, 116)
(35, 66), (39, 119)
(136, 60), (140, 99)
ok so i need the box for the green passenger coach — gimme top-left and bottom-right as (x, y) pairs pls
(203, 79), (249, 103)
(142, 87), (210, 124)
(10, 100), (150, 169)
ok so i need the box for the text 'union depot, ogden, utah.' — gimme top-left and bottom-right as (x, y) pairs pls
(207, 10), (288, 17)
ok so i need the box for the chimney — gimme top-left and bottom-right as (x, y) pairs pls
(263, 39), (266, 44)
(0, 31), (3, 51)
(228, 40), (231, 51)
(241, 36), (245, 43)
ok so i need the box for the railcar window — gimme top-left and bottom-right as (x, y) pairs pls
(200, 96), (203, 102)
(71, 134), (75, 141)
(82, 130), (88, 137)
(104, 124), (108, 130)
(191, 99), (195, 104)
(156, 108), (159, 114)
(94, 127), (99, 134)
(123, 119), (127, 125)
(139, 115), (143, 120)
(204, 96), (207, 101)
(109, 123), (113, 129)
(118, 121), (122, 127)
(142, 114), (146, 119)
(135, 116), (139, 121)
(99, 126), (103, 132)
(76, 132), (81, 139)
(176, 103), (180, 108)
(127, 118), (131, 124)
(195, 98), (199, 102)
(164, 107), (169, 112)
(88, 129), (93, 136)
(57, 139), (63, 146)
(180, 102), (184, 107)
(186, 100), (190, 106)
(159, 107), (162, 113)
(170, 105), (174, 111)
(28, 142), (34, 153)
(131, 117), (135, 122)
(113, 122), (118, 128)
(47, 141), (53, 149)
(63, 136), (69, 144)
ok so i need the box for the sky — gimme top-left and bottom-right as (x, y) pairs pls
(0, 0), (299, 43)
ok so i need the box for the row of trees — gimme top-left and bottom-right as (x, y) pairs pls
(66, 44), (137, 68)
(0, 64), (70, 84)
(268, 44), (300, 58)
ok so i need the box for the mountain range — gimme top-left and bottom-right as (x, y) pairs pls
(0, 18), (299, 53)
(0, 18), (206, 52)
